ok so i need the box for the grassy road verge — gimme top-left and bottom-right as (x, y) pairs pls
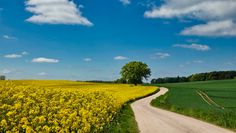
(104, 86), (159, 133)
(104, 104), (139, 133)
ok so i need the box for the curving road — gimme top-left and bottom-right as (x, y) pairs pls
(131, 87), (234, 133)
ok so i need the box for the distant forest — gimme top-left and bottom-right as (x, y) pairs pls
(151, 71), (236, 84)
(0, 75), (5, 80)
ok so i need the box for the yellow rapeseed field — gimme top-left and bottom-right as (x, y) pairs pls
(0, 80), (157, 132)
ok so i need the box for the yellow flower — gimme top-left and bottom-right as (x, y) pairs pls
(0, 119), (7, 127)
(26, 126), (33, 133)
(38, 116), (46, 123)
(43, 125), (50, 132)
(20, 117), (29, 125)
(14, 103), (21, 109)
(6, 111), (16, 117)
(0, 80), (157, 132)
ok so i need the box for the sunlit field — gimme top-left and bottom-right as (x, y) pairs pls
(151, 79), (236, 130)
(0, 80), (157, 132)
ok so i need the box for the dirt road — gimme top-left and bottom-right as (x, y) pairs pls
(131, 87), (234, 133)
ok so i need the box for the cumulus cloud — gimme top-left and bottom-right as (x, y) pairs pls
(174, 44), (210, 51)
(181, 20), (236, 36)
(114, 56), (129, 60)
(25, 0), (93, 26)
(83, 58), (92, 62)
(144, 0), (236, 37)
(4, 54), (22, 59)
(3, 35), (17, 40)
(151, 52), (170, 59)
(144, 0), (236, 20)
(32, 57), (59, 63)
(119, 0), (131, 5)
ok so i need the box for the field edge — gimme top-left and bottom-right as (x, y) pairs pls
(104, 86), (159, 133)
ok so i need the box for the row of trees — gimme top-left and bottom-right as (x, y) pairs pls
(188, 71), (236, 81)
(84, 80), (114, 83)
(0, 75), (6, 80)
(151, 71), (236, 84)
(151, 76), (188, 84)
(83, 61), (236, 85)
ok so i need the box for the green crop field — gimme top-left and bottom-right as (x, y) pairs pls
(150, 79), (236, 131)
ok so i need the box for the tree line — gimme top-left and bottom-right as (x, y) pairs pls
(0, 75), (6, 80)
(82, 61), (236, 85)
(151, 71), (236, 84)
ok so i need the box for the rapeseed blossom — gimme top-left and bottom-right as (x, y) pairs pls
(0, 80), (156, 132)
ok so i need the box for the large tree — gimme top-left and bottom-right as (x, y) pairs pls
(120, 61), (151, 85)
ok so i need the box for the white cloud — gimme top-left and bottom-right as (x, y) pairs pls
(25, 0), (93, 26)
(4, 54), (22, 59)
(144, 0), (236, 37)
(83, 58), (92, 62)
(144, 0), (236, 20)
(38, 72), (47, 76)
(174, 43), (210, 51)
(0, 69), (13, 74)
(3, 35), (17, 40)
(151, 52), (170, 59)
(4, 51), (29, 59)
(114, 56), (129, 60)
(32, 57), (59, 63)
(181, 20), (236, 36)
(119, 0), (131, 5)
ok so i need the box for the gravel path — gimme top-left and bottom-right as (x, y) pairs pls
(131, 87), (234, 133)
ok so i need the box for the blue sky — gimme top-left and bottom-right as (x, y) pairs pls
(0, 0), (236, 80)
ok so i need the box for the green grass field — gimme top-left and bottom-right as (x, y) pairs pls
(150, 79), (236, 131)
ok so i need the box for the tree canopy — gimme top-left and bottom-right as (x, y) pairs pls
(120, 61), (151, 85)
